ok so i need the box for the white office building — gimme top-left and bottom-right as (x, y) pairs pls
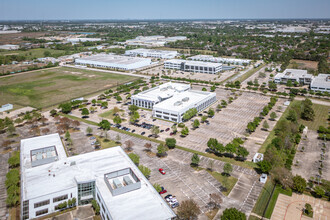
(131, 82), (216, 122)
(310, 74), (330, 92)
(188, 55), (251, 65)
(0, 103), (13, 112)
(75, 54), (152, 70)
(274, 69), (313, 85)
(125, 48), (178, 59)
(20, 134), (175, 220)
(121, 35), (187, 47)
(0, 44), (19, 50)
(67, 38), (102, 44)
(164, 59), (222, 74)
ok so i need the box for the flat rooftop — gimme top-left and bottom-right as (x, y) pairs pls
(21, 134), (175, 220)
(154, 90), (215, 112)
(311, 74), (330, 88)
(276, 69), (313, 79)
(189, 55), (251, 63)
(76, 54), (151, 65)
(132, 82), (190, 102)
(126, 48), (177, 54)
(166, 59), (222, 68)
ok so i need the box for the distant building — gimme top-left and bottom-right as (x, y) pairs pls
(20, 134), (175, 220)
(310, 74), (330, 92)
(125, 48), (178, 59)
(0, 44), (19, 50)
(164, 59), (222, 74)
(131, 82), (216, 122)
(274, 69), (313, 85)
(75, 54), (152, 70)
(188, 55), (251, 65)
(0, 104), (13, 112)
(67, 38), (102, 44)
(121, 35), (187, 47)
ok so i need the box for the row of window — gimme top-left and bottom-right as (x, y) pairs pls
(36, 208), (48, 216)
(34, 194), (68, 209)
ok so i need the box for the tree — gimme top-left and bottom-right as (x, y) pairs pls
(221, 208), (246, 220)
(5, 169), (19, 188)
(81, 108), (89, 117)
(301, 98), (315, 121)
(292, 175), (307, 193)
(116, 95), (122, 102)
(113, 116), (122, 125)
(257, 160), (272, 173)
(153, 183), (162, 193)
(8, 151), (20, 168)
(268, 81), (277, 91)
(138, 165), (151, 178)
(304, 203), (313, 216)
(151, 126), (160, 137)
(192, 119), (200, 128)
(177, 199), (201, 220)
(86, 127), (93, 136)
(201, 115), (208, 123)
(65, 131), (71, 141)
(129, 104), (138, 113)
(223, 163), (233, 176)
(314, 186), (325, 197)
(144, 143), (152, 152)
(210, 85), (216, 92)
(216, 104), (222, 111)
(171, 124), (177, 133)
(221, 100), (227, 107)
(181, 126), (189, 136)
(165, 138), (176, 149)
(157, 143), (167, 157)
(286, 80), (293, 87)
(124, 140), (134, 152)
(72, 120), (80, 129)
(202, 87), (207, 91)
(99, 119), (111, 130)
(270, 112), (277, 120)
(286, 110), (297, 122)
(209, 193), (222, 209)
(50, 109), (57, 117)
(271, 167), (293, 189)
(128, 153), (140, 166)
(113, 106), (120, 115)
(101, 102), (108, 108)
(59, 102), (72, 114)
(7, 124), (16, 136)
(236, 146), (249, 160)
(191, 153), (200, 166)
(263, 120), (270, 131)
(91, 200), (100, 215)
(208, 108), (215, 117)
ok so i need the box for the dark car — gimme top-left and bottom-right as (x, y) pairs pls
(141, 132), (146, 135)
(131, 129), (135, 133)
(160, 130), (164, 133)
(165, 128), (170, 132)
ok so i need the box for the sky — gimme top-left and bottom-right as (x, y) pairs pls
(0, 0), (329, 20)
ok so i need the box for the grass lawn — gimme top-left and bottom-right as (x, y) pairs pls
(0, 48), (68, 59)
(97, 136), (120, 149)
(99, 108), (124, 120)
(248, 216), (261, 220)
(236, 63), (266, 83)
(207, 171), (238, 196)
(297, 102), (329, 130)
(0, 66), (140, 109)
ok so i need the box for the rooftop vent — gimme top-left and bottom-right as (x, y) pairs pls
(174, 101), (182, 106)
(182, 97), (189, 102)
(70, 161), (76, 166)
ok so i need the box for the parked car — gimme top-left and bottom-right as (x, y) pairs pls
(170, 132), (174, 136)
(165, 128), (170, 132)
(159, 187), (167, 194)
(260, 173), (267, 183)
(131, 129), (135, 133)
(160, 130), (164, 133)
(89, 136), (96, 140)
(165, 194), (173, 202)
(153, 119), (156, 122)
(159, 168), (166, 175)
(141, 132), (145, 135)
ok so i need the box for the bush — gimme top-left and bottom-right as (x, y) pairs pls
(165, 138), (176, 149)
(128, 153), (140, 166)
(91, 200), (100, 215)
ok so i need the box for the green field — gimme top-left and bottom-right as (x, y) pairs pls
(99, 108), (124, 120)
(0, 67), (139, 109)
(0, 48), (68, 59)
(298, 101), (329, 130)
(236, 63), (266, 82)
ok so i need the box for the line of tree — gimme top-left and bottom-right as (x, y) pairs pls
(161, 75), (220, 85)
(182, 108), (197, 121)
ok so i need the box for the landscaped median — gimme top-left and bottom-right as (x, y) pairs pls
(59, 113), (257, 169)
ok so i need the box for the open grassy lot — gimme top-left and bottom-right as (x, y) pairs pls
(288, 59), (318, 71)
(298, 102), (329, 130)
(99, 108), (124, 120)
(0, 48), (68, 59)
(0, 67), (140, 109)
(236, 63), (266, 82)
(207, 171), (238, 196)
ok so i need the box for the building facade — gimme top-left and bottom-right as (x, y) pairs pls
(20, 134), (175, 220)
(310, 74), (330, 92)
(164, 59), (222, 74)
(188, 55), (251, 65)
(125, 48), (178, 59)
(274, 69), (313, 85)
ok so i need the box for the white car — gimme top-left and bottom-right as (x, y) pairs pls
(260, 173), (267, 183)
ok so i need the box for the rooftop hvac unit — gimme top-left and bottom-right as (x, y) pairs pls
(113, 178), (123, 189)
(182, 97), (189, 102)
(174, 101), (182, 106)
(123, 176), (133, 185)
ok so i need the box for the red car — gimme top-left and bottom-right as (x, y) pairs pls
(159, 187), (167, 194)
(159, 168), (166, 175)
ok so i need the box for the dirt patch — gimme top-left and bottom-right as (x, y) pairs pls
(289, 59), (318, 70)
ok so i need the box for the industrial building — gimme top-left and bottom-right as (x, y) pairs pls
(274, 69), (313, 85)
(310, 74), (330, 92)
(67, 38), (102, 44)
(121, 35), (187, 47)
(0, 44), (19, 50)
(20, 134), (175, 220)
(125, 48), (178, 59)
(75, 54), (152, 70)
(164, 59), (222, 74)
(188, 55), (251, 65)
(131, 82), (216, 122)
(0, 103), (13, 112)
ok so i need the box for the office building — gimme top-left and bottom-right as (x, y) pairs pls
(188, 55), (251, 65)
(310, 74), (330, 92)
(0, 103), (13, 112)
(125, 48), (178, 59)
(20, 134), (175, 220)
(0, 44), (19, 50)
(75, 54), (152, 70)
(164, 59), (222, 74)
(274, 69), (313, 85)
(121, 36), (187, 47)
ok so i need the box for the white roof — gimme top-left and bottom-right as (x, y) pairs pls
(275, 69), (313, 80)
(132, 82), (190, 103)
(20, 134), (175, 220)
(153, 90), (216, 113)
(126, 48), (177, 55)
(311, 74), (330, 89)
(76, 54), (151, 65)
(166, 59), (222, 68)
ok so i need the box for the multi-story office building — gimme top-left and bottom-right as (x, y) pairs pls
(125, 48), (178, 59)
(274, 69), (313, 85)
(75, 54), (152, 70)
(310, 74), (330, 92)
(131, 82), (216, 122)
(164, 59), (222, 74)
(188, 55), (251, 65)
(20, 134), (175, 220)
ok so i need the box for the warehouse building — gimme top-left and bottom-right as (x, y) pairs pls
(188, 55), (251, 65)
(121, 35), (187, 47)
(125, 48), (178, 59)
(164, 59), (222, 74)
(0, 103), (13, 112)
(75, 54), (152, 70)
(310, 74), (330, 92)
(274, 69), (313, 85)
(20, 134), (175, 220)
(0, 44), (19, 50)
(131, 82), (216, 122)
